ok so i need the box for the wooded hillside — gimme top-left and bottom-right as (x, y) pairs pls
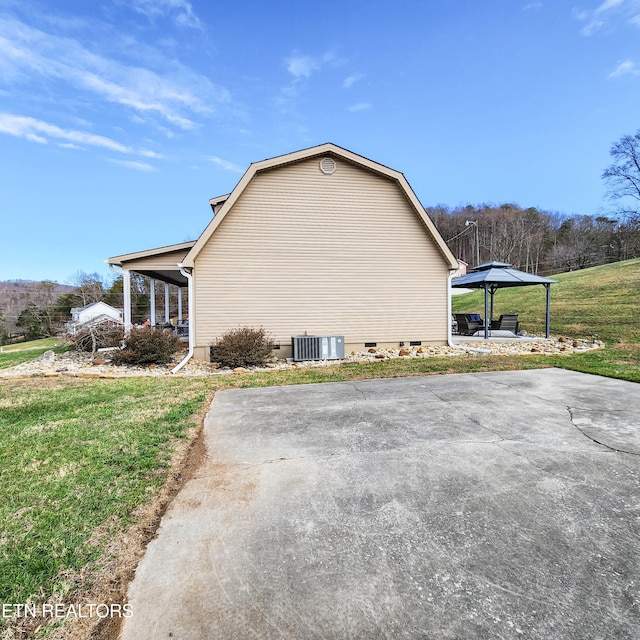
(429, 204), (640, 274)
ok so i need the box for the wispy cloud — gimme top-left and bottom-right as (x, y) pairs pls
(286, 55), (322, 79)
(343, 73), (363, 89)
(277, 50), (342, 114)
(523, 2), (542, 10)
(347, 102), (371, 112)
(109, 159), (157, 172)
(57, 142), (84, 150)
(125, 0), (202, 29)
(0, 113), (134, 152)
(285, 51), (337, 80)
(595, 0), (625, 13)
(0, 16), (228, 130)
(573, 0), (627, 35)
(609, 59), (640, 76)
(209, 156), (243, 172)
(139, 148), (164, 159)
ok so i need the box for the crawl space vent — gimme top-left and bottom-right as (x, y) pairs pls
(319, 157), (336, 175)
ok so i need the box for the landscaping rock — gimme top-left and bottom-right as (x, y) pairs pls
(0, 337), (605, 380)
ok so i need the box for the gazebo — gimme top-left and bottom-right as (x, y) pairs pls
(451, 261), (558, 339)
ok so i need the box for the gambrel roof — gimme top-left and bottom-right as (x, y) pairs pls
(181, 143), (457, 270)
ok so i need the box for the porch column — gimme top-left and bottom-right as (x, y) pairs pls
(123, 268), (132, 332)
(177, 287), (183, 322)
(149, 279), (156, 326)
(164, 283), (170, 323)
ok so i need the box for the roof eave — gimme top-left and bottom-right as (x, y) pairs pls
(107, 241), (196, 266)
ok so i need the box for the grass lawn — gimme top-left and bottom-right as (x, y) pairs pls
(0, 376), (216, 638)
(0, 258), (638, 638)
(0, 338), (69, 370)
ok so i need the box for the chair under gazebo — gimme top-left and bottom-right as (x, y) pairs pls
(451, 261), (558, 339)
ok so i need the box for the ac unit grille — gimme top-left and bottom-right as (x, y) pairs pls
(292, 335), (345, 361)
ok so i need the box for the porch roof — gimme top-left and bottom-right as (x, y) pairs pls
(107, 241), (195, 287)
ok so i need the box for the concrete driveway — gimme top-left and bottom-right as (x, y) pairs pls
(120, 369), (640, 639)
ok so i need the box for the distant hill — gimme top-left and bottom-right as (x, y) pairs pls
(453, 258), (640, 344)
(0, 280), (74, 293)
(0, 280), (76, 334)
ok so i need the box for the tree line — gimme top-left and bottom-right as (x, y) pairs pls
(429, 204), (640, 275)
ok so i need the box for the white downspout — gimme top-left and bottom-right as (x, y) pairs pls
(171, 265), (194, 374)
(447, 269), (491, 354)
(447, 270), (458, 348)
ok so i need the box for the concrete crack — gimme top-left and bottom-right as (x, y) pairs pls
(350, 382), (368, 402)
(566, 407), (640, 456)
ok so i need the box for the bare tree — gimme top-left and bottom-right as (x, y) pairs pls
(69, 271), (108, 306)
(603, 129), (640, 221)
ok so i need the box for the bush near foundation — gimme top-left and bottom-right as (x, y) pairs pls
(211, 327), (275, 368)
(110, 327), (181, 365)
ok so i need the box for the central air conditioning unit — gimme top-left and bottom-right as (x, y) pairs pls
(292, 335), (345, 361)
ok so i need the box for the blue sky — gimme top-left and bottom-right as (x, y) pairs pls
(1, 0), (639, 283)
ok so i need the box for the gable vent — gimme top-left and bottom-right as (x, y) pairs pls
(319, 157), (336, 175)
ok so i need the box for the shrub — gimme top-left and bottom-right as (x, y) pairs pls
(211, 327), (275, 368)
(70, 324), (124, 354)
(110, 328), (182, 366)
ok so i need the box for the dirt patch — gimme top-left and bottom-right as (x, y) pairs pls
(4, 402), (210, 640)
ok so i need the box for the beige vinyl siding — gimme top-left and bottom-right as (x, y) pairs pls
(194, 156), (450, 349)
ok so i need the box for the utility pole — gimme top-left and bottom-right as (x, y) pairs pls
(465, 220), (480, 266)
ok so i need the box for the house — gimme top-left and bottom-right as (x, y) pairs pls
(67, 301), (124, 334)
(107, 143), (458, 362)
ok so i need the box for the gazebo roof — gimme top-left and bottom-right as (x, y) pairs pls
(452, 261), (557, 289)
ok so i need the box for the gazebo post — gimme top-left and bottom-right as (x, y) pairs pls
(484, 283), (489, 340)
(545, 284), (551, 339)
(489, 284), (496, 329)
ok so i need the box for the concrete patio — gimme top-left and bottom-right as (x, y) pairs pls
(120, 369), (640, 639)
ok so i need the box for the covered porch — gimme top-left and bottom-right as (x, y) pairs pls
(107, 241), (195, 343)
